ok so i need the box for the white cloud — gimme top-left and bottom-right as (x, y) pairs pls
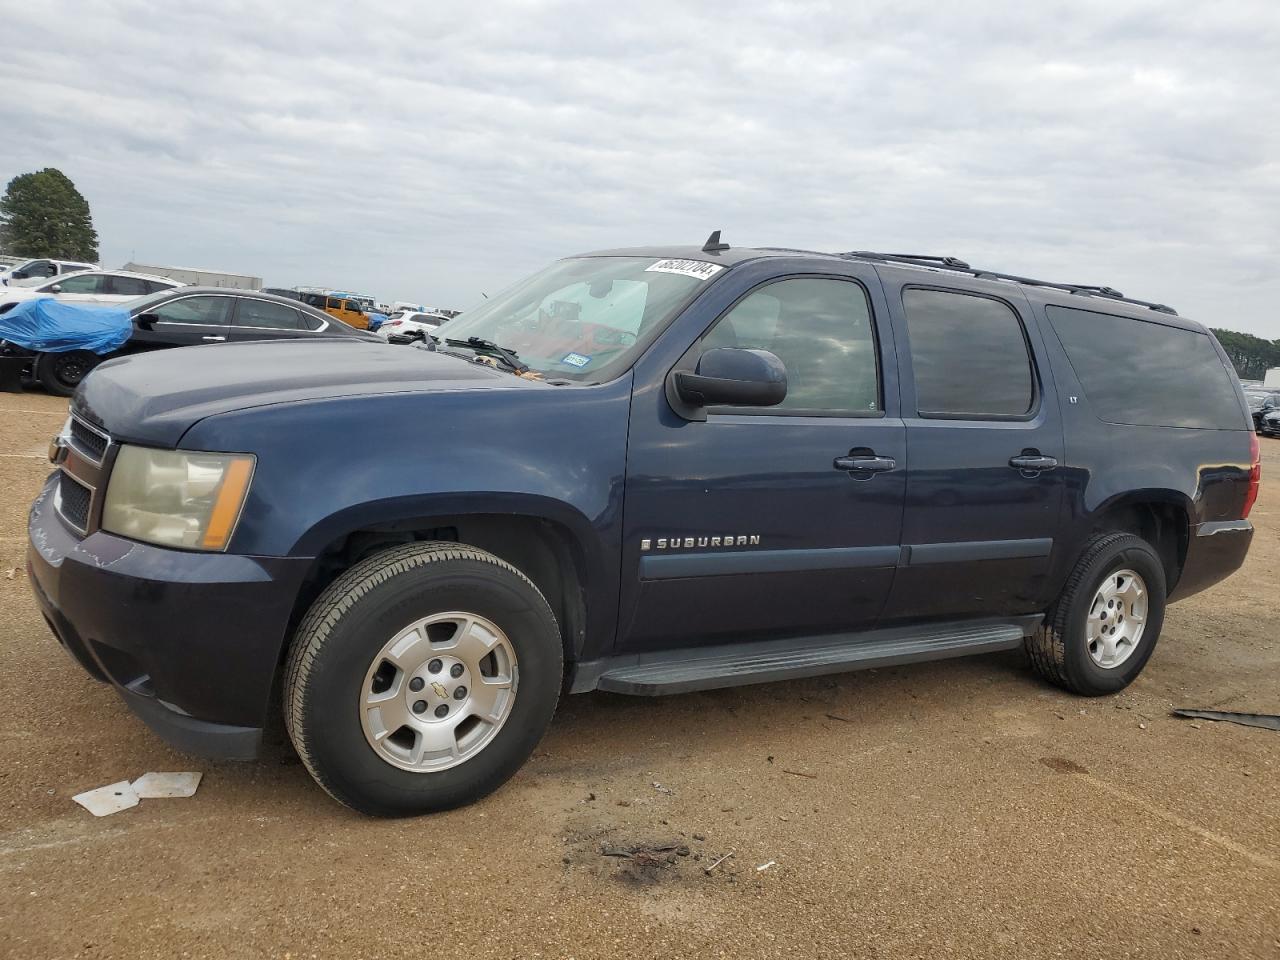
(2, 0), (1277, 334)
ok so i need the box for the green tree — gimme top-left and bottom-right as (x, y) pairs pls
(0, 168), (99, 261)
(1211, 328), (1280, 382)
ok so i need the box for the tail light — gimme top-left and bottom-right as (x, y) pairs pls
(1243, 432), (1261, 519)
(384, 320), (401, 327)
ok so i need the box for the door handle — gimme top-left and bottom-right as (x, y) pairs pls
(834, 454), (896, 474)
(1009, 453), (1058, 473)
(202, 335), (226, 342)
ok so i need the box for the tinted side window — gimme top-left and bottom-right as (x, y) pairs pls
(54, 274), (106, 293)
(1046, 306), (1245, 430)
(109, 276), (149, 296)
(150, 296), (231, 325)
(903, 289), (1034, 418)
(703, 277), (880, 414)
(236, 299), (301, 329)
(299, 311), (325, 331)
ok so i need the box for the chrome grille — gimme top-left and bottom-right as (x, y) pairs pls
(57, 472), (92, 534)
(68, 414), (110, 464)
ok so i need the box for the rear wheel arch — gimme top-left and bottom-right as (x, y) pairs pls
(1082, 492), (1190, 592)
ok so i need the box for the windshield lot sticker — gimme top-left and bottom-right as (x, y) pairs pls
(561, 352), (592, 368)
(645, 259), (725, 281)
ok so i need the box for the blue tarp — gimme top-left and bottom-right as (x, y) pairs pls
(0, 298), (132, 354)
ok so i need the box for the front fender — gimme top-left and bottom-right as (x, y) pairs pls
(178, 376), (633, 648)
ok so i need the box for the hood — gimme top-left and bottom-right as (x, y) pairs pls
(75, 338), (540, 446)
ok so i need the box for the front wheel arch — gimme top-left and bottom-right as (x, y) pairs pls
(284, 510), (594, 672)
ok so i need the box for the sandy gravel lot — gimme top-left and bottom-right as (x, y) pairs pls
(1, 390), (1276, 959)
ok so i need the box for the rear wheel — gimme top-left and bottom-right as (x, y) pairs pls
(36, 350), (99, 397)
(284, 542), (562, 816)
(1027, 532), (1167, 695)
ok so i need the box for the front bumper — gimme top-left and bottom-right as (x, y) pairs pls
(27, 474), (312, 759)
(1167, 519), (1254, 603)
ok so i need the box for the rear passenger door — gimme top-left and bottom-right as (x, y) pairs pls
(878, 275), (1066, 623)
(227, 297), (308, 341)
(105, 274), (153, 302)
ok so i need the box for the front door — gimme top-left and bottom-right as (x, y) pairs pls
(877, 277), (1066, 623)
(618, 268), (906, 652)
(131, 295), (234, 351)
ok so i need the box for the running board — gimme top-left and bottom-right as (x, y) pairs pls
(572, 617), (1040, 696)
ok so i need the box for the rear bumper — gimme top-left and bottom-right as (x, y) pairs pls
(27, 475), (312, 759)
(1168, 519), (1254, 603)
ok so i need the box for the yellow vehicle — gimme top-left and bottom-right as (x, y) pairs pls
(300, 293), (368, 329)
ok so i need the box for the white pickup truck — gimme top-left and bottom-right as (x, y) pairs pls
(0, 258), (97, 285)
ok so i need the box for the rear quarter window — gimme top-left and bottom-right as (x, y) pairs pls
(1046, 306), (1245, 430)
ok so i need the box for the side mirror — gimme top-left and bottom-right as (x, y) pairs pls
(49, 284), (62, 294)
(136, 312), (158, 330)
(673, 347), (787, 408)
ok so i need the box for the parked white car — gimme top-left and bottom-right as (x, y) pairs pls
(0, 258), (98, 286)
(0, 270), (182, 312)
(377, 311), (452, 341)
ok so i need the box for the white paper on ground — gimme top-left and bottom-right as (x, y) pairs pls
(131, 771), (202, 799)
(72, 781), (140, 817)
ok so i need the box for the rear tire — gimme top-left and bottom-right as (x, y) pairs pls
(284, 542), (562, 816)
(36, 350), (99, 397)
(1027, 532), (1167, 695)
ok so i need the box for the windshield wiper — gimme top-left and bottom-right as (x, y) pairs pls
(445, 337), (528, 374)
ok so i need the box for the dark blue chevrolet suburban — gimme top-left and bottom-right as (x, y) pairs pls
(28, 240), (1259, 815)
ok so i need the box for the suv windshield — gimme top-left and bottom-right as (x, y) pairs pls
(435, 256), (720, 381)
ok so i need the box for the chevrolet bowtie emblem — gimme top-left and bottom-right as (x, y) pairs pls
(431, 681), (448, 699)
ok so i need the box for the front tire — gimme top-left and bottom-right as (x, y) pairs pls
(1027, 532), (1167, 695)
(284, 542), (562, 816)
(36, 350), (99, 397)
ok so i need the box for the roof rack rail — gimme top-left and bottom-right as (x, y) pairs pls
(849, 252), (972, 270)
(841, 250), (1177, 316)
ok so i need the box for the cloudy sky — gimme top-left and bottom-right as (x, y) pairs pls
(5, 1), (1278, 335)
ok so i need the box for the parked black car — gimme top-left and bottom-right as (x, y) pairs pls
(1260, 407), (1280, 438)
(1244, 389), (1280, 434)
(4, 287), (376, 395)
(27, 240), (1258, 816)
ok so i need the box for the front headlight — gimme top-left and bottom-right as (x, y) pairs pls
(101, 446), (255, 551)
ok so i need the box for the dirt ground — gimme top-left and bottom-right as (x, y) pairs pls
(0, 390), (1276, 960)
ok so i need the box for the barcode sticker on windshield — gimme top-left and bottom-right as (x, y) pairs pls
(646, 259), (724, 281)
(561, 352), (591, 368)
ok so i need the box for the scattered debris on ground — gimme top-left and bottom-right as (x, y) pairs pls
(601, 840), (691, 861)
(1039, 757), (1089, 775)
(132, 771), (202, 798)
(72, 772), (202, 815)
(704, 850), (735, 874)
(72, 781), (139, 817)
(1172, 709), (1280, 732)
